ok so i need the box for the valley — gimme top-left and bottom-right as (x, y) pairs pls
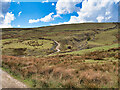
(1, 23), (119, 88)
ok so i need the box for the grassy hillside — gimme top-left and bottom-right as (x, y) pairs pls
(1, 23), (119, 88)
(2, 23), (118, 57)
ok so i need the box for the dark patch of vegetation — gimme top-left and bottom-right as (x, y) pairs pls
(13, 48), (27, 56)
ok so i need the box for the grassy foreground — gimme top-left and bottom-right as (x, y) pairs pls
(2, 46), (119, 88)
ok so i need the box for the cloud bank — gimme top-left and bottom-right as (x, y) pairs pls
(52, 0), (119, 25)
(0, 12), (15, 28)
(67, 0), (119, 23)
(0, 0), (15, 28)
(29, 0), (119, 25)
(29, 12), (54, 23)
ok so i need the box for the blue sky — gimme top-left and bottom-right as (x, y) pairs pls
(0, 0), (120, 28)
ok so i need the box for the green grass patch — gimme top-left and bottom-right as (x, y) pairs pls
(93, 29), (117, 45)
(60, 43), (118, 55)
(2, 39), (53, 49)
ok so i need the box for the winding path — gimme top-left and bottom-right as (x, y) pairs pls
(0, 68), (27, 88)
(48, 40), (61, 55)
(38, 38), (61, 53)
(53, 40), (61, 52)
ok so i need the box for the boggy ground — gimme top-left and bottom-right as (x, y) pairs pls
(2, 47), (119, 88)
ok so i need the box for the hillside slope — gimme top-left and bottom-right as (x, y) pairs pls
(2, 23), (119, 57)
(1, 23), (119, 88)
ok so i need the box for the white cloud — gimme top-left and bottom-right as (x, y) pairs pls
(105, 16), (112, 20)
(29, 0), (120, 25)
(0, 14), (4, 18)
(50, 0), (119, 26)
(56, 0), (82, 15)
(17, 25), (20, 27)
(29, 19), (40, 23)
(96, 16), (104, 22)
(29, 0), (82, 24)
(52, 3), (55, 6)
(18, 11), (22, 16)
(51, 0), (82, 20)
(57, 0), (120, 24)
(29, 12), (54, 23)
(105, 11), (111, 15)
(17, 1), (20, 4)
(42, 0), (49, 3)
(0, 12), (15, 28)
(40, 12), (54, 22)
(53, 14), (61, 18)
(4, 12), (15, 24)
(114, 0), (120, 4)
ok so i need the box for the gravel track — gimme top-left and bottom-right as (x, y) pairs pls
(0, 68), (28, 89)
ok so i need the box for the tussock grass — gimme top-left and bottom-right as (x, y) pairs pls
(2, 47), (119, 88)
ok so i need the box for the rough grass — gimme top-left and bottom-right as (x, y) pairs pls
(2, 47), (119, 88)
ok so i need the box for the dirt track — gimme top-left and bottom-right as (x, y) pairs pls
(0, 68), (27, 88)
(54, 40), (60, 52)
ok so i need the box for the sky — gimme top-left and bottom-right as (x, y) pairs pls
(0, 0), (120, 28)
